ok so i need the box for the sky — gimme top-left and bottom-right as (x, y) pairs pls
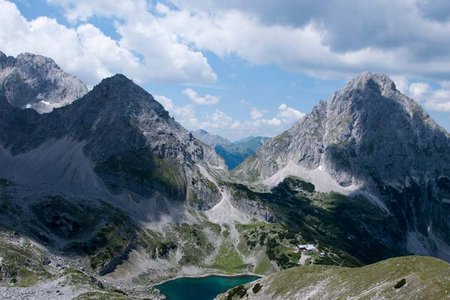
(1, 0), (449, 141)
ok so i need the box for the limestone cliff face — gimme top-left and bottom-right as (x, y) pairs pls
(235, 72), (450, 260)
(236, 72), (449, 187)
(0, 74), (226, 213)
(0, 51), (88, 113)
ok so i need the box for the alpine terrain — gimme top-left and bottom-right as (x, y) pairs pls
(235, 72), (450, 261)
(0, 52), (448, 299)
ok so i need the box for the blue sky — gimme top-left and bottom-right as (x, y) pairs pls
(2, 0), (450, 140)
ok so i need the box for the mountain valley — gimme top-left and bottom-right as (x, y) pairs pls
(0, 52), (449, 299)
(192, 130), (269, 170)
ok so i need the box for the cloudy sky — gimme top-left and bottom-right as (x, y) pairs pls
(1, 0), (449, 140)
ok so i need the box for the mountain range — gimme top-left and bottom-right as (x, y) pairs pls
(0, 51), (448, 299)
(192, 129), (269, 169)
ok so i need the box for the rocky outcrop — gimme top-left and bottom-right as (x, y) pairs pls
(0, 51), (88, 113)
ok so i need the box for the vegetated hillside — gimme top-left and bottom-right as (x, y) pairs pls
(227, 176), (405, 267)
(219, 256), (450, 300)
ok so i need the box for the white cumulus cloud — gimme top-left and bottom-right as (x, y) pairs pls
(250, 107), (266, 120)
(5, 0), (447, 85)
(183, 88), (220, 105)
(277, 103), (305, 121)
(409, 82), (431, 99)
(0, 0), (216, 86)
(155, 92), (305, 139)
(392, 77), (450, 113)
(154, 95), (174, 111)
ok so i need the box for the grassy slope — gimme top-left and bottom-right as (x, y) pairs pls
(219, 256), (450, 300)
(212, 243), (246, 274)
(228, 177), (405, 266)
(0, 240), (52, 287)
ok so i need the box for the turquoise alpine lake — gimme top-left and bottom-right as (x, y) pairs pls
(155, 275), (261, 300)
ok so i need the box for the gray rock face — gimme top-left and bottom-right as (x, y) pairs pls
(235, 72), (450, 260)
(237, 72), (450, 186)
(0, 74), (226, 212)
(0, 51), (88, 113)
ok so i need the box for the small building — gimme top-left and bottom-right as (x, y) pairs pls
(298, 244), (317, 251)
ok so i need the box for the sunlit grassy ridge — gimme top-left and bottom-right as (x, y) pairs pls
(219, 256), (450, 300)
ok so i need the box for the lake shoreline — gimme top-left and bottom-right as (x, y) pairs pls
(154, 273), (262, 300)
(153, 270), (263, 286)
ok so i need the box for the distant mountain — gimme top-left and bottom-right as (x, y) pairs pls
(193, 130), (269, 169)
(192, 129), (232, 147)
(234, 136), (270, 152)
(0, 51), (88, 113)
(217, 136), (270, 169)
(214, 144), (254, 170)
(235, 72), (450, 261)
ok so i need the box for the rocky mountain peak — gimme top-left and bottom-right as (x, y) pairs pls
(89, 73), (147, 105)
(345, 71), (396, 93)
(236, 72), (450, 187)
(81, 73), (170, 126)
(0, 50), (88, 113)
(15, 52), (59, 68)
(234, 72), (450, 260)
(96, 73), (133, 89)
(0, 68), (226, 211)
(0, 51), (7, 64)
